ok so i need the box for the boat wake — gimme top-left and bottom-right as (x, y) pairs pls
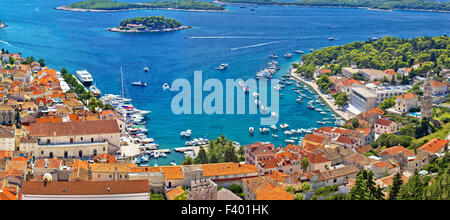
(229, 40), (285, 51)
(0, 40), (11, 46)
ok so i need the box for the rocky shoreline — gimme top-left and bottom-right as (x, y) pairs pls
(55, 6), (227, 12)
(213, 1), (450, 13)
(108, 26), (192, 33)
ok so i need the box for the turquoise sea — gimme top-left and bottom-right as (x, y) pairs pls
(0, 0), (449, 165)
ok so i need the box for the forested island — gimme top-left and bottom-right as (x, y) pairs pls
(57, 0), (226, 12)
(109, 16), (191, 32)
(216, 0), (450, 12)
(295, 35), (450, 79)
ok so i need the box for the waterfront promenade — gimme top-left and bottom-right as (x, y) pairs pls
(290, 68), (352, 121)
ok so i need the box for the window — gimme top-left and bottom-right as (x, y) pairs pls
(80, 137), (83, 141)
(47, 139), (50, 144)
(91, 138), (94, 143)
(333, 179), (337, 183)
(109, 175), (112, 178)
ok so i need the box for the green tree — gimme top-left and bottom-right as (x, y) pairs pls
(150, 193), (165, 200)
(388, 172), (403, 200)
(301, 158), (309, 172)
(352, 118), (360, 129)
(335, 92), (349, 108)
(398, 169), (425, 200)
(194, 146), (208, 164)
(294, 193), (304, 200)
(349, 170), (384, 200)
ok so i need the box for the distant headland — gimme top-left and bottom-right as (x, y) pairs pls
(56, 0), (227, 12)
(108, 16), (191, 33)
(214, 0), (450, 13)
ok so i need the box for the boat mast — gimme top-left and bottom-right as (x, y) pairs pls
(120, 67), (124, 98)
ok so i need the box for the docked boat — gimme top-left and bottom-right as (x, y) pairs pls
(75, 70), (93, 87)
(214, 63), (228, 70)
(132, 81), (147, 87)
(89, 84), (101, 98)
(162, 83), (170, 90)
(285, 139), (295, 144)
(171, 160), (177, 166)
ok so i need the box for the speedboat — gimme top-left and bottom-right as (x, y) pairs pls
(270, 125), (277, 130)
(171, 160), (177, 166)
(132, 81), (147, 87)
(272, 134), (278, 138)
(249, 127), (254, 134)
(162, 83), (170, 90)
(269, 53), (278, 59)
(144, 67), (149, 72)
(214, 63), (228, 70)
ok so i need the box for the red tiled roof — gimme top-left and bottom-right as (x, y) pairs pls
(418, 138), (448, 154)
(376, 118), (393, 127)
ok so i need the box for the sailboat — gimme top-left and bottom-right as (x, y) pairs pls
(284, 42), (293, 58)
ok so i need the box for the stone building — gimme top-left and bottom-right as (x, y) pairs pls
(187, 179), (218, 200)
(421, 76), (433, 119)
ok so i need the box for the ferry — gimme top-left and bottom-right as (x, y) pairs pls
(131, 81), (147, 87)
(75, 70), (93, 87)
(214, 63), (228, 70)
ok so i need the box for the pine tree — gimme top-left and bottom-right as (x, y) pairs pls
(399, 169), (425, 200)
(194, 146), (208, 164)
(388, 172), (403, 200)
(349, 170), (382, 200)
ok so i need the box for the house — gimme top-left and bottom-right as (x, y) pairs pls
(242, 176), (294, 200)
(417, 138), (449, 158)
(309, 165), (360, 189)
(369, 160), (400, 179)
(373, 118), (398, 134)
(89, 163), (137, 181)
(0, 126), (15, 151)
(375, 173), (409, 188)
(395, 93), (419, 113)
(28, 120), (121, 158)
(32, 158), (62, 177)
(201, 163), (259, 187)
(245, 142), (277, 166)
(0, 104), (16, 125)
(429, 80), (448, 104)
(21, 180), (150, 200)
(303, 134), (328, 147)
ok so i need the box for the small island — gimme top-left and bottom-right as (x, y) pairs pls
(215, 0), (450, 12)
(109, 16), (191, 33)
(57, 0), (226, 12)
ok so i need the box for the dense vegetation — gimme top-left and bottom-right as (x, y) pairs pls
(183, 135), (245, 165)
(68, 0), (225, 11)
(293, 35), (450, 79)
(219, 0), (450, 11)
(119, 16), (182, 30)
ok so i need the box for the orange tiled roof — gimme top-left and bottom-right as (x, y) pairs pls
(267, 171), (289, 182)
(430, 80), (446, 88)
(376, 118), (394, 127)
(160, 166), (184, 180)
(166, 186), (185, 200)
(397, 93), (417, 100)
(304, 134), (326, 144)
(201, 163), (258, 177)
(418, 138), (448, 154)
(255, 184), (294, 200)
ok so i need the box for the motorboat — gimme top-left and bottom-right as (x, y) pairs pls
(295, 50), (305, 54)
(162, 83), (170, 90)
(214, 63), (228, 70)
(144, 67), (149, 72)
(284, 52), (294, 58)
(132, 81), (147, 87)
(89, 84), (101, 98)
(249, 127), (254, 134)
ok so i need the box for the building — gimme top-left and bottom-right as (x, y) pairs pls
(373, 118), (398, 134)
(0, 104), (16, 125)
(421, 77), (433, 119)
(369, 160), (400, 179)
(89, 163), (137, 181)
(187, 179), (218, 200)
(28, 120), (120, 158)
(417, 138), (449, 157)
(395, 93), (419, 113)
(429, 80), (448, 104)
(21, 180), (149, 200)
(242, 176), (294, 200)
(0, 126), (15, 151)
(244, 142), (277, 166)
(309, 164), (360, 189)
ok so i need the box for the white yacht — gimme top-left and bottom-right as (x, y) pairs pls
(249, 127), (254, 134)
(215, 63), (228, 70)
(162, 83), (170, 90)
(75, 70), (93, 86)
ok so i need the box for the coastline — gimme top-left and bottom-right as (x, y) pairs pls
(289, 68), (352, 121)
(55, 6), (228, 13)
(213, 1), (450, 13)
(108, 26), (192, 33)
